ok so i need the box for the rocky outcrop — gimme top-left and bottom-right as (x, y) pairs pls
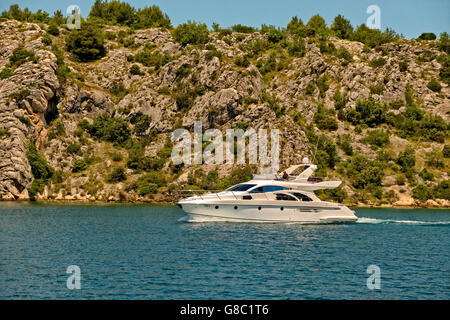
(0, 21), (60, 199)
(0, 20), (448, 206)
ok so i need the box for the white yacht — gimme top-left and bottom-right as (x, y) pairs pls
(177, 159), (358, 223)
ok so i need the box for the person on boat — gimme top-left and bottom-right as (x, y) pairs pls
(282, 171), (289, 181)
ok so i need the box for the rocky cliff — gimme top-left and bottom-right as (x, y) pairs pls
(0, 19), (448, 206)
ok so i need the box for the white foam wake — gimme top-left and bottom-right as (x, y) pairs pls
(178, 215), (232, 223)
(356, 217), (450, 225)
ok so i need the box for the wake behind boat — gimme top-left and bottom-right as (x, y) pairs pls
(177, 158), (358, 223)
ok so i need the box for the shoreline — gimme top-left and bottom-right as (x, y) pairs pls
(1, 198), (449, 209)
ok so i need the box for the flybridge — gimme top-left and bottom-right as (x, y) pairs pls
(250, 158), (341, 191)
(252, 157), (317, 181)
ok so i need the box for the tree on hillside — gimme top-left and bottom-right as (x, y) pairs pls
(173, 21), (209, 45)
(286, 16), (304, 35)
(136, 6), (171, 28)
(418, 33), (436, 40)
(65, 23), (106, 61)
(331, 14), (353, 39)
(307, 14), (327, 35)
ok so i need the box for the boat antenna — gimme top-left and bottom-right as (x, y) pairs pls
(311, 135), (321, 164)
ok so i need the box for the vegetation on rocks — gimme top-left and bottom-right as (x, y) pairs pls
(0, 2), (448, 206)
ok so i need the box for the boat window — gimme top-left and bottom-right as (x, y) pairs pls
(291, 192), (313, 201)
(249, 186), (263, 193)
(249, 185), (290, 193)
(227, 184), (257, 192)
(275, 193), (297, 201)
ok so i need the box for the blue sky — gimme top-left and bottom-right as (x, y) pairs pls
(1, 0), (449, 38)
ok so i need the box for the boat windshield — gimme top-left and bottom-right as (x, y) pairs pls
(227, 184), (257, 192)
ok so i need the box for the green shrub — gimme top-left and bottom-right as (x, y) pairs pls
(306, 14), (327, 35)
(426, 79), (442, 92)
(26, 143), (54, 180)
(399, 60), (408, 72)
(425, 150), (444, 168)
(107, 167), (126, 183)
(266, 26), (284, 43)
(305, 82), (315, 95)
(316, 76), (329, 98)
(136, 172), (165, 195)
(109, 81), (129, 99)
(47, 24), (59, 36)
(419, 169), (434, 181)
(41, 34), (52, 46)
(220, 166), (253, 189)
(389, 99), (404, 109)
(66, 143), (81, 155)
(411, 184), (431, 201)
(361, 129), (390, 148)
(0, 67), (13, 79)
(132, 48), (172, 70)
(133, 114), (151, 135)
(65, 24), (106, 62)
(336, 47), (353, 65)
(18, 116), (31, 126)
(136, 5), (171, 28)
(241, 39), (270, 58)
(234, 55), (250, 67)
(333, 90), (348, 110)
(418, 33), (436, 40)
(231, 24), (256, 33)
(396, 146), (416, 172)
(370, 84), (384, 95)
(286, 16), (304, 35)
(346, 98), (388, 127)
(157, 86), (171, 95)
(10, 89), (30, 103)
(111, 152), (123, 162)
(205, 48), (222, 61)
(337, 134), (353, 155)
(443, 144), (450, 158)
(287, 37), (306, 57)
(331, 14), (353, 39)
(319, 40), (335, 54)
(0, 128), (10, 138)
(174, 83), (205, 111)
(344, 154), (384, 189)
(52, 44), (71, 84)
(71, 158), (88, 173)
(432, 180), (450, 200)
(89, 0), (135, 25)
(438, 32), (450, 54)
(9, 47), (38, 68)
(28, 179), (45, 198)
(86, 113), (131, 145)
(369, 57), (387, 68)
(173, 21), (209, 45)
(129, 64), (143, 75)
(351, 24), (399, 48)
(90, 2), (171, 28)
(314, 104), (338, 131)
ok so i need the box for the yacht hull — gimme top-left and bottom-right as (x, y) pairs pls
(178, 201), (357, 223)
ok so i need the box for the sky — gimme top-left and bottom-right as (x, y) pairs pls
(1, 0), (449, 39)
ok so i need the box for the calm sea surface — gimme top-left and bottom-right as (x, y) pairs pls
(0, 202), (448, 299)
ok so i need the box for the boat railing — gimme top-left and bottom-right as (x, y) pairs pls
(176, 190), (239, 201)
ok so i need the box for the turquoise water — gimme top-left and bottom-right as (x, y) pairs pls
(0, 202), (448, 299)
